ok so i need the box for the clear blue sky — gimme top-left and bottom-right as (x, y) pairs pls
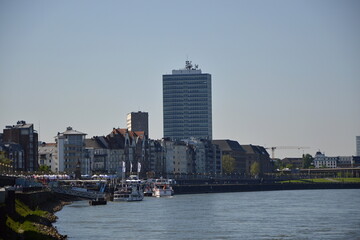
(1, 0), (359, 159)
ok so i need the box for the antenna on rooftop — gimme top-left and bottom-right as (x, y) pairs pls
(185, 60), (192, 70)
(185, 60), (200, 70)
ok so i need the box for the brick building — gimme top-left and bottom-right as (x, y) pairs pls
(2, 121), (38, 171)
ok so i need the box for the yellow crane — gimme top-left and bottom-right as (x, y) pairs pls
(266, 146), (310, 159)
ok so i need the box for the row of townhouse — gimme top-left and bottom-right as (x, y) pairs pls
(1, 121), (272, 177)
(38, 130), (272, 178)
(38, 127), (145, 176)
(38, 127), (223, 178)
(163, 138), (222, 177)
(82, 133), (223, 177)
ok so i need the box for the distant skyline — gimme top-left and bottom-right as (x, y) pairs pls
(1, 0), (359, 159)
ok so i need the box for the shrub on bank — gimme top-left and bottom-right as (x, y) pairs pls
(2, 199), (65, 240)
(279, 178), (360, 183)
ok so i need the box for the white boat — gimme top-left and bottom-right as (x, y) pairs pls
(113, 183), (144, 202)
(153, 184), (174, 197)
(152, 178), (174, 197)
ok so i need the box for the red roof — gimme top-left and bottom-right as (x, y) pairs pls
(111, 128), (145, 139)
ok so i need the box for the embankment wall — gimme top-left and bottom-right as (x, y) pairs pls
(16, 191), (57, 209)
(173, 183), (360, 194)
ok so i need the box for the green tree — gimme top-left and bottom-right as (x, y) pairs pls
(250, 161), (260, 178)
(0, 151), (11, 165)
(273, 159), (284, 170)
(302, 154), (314, 168)
(38, 165), (51, 173)
(222, 155), (236, 174)
(0, 151), (12, 173)
(285, 163), (294, 170)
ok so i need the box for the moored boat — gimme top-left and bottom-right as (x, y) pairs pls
(152, 178), (175, 197)
(113, 183), (144, 202)
(143, 186), (153, 196)
(153, 184), (174, 197)
(89, 196), (107, 205)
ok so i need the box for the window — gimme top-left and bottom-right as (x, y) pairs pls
(20, 129), (29, 135)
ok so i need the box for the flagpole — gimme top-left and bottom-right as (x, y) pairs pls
(137, 162), (141, 179)
(122, 161), (125, 188)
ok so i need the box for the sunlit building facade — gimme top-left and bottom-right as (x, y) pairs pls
(127, 111), (149, 137)
(56, 127), (86, 174)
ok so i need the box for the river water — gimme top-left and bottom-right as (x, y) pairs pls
(54, 189), (360, 240)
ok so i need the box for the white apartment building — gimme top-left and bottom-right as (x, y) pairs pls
(314, 151), (338, 168)
(162, 140), (192, 174)
(162, 140), (175, 174)
(38, 143), (58, 172)
(173, 143), (190, 174)
(183, 138), (206, 173)
(56, 127), (86, 174)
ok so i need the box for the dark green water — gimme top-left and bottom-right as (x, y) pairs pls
(55, 189), (360, 239)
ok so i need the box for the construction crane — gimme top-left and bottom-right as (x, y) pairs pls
(265, 146), (310, 159)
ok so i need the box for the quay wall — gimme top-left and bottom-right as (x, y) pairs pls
(0, 176), (16, 187)
(6, 183), (360, 205)
(15, 190), (56, 209)
(173, 183), (360, 194)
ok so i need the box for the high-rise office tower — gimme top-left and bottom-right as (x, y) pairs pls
(356, 136), (360, 156)
(127, 111), (149, 137)
(163, 61), (212, 140)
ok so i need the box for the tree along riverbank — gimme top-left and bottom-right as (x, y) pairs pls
(0, 191), (77, 240)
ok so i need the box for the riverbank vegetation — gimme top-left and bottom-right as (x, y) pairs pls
(279, 178), (360, 183)
(1, 199), (66, 240)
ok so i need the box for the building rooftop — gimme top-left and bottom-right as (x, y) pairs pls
(85, 138), (104, 149)
(242, 145), (270, 156)
(170, 60), (202, 75)
(39, 142), (56, 147)
(212, 140), (245, 152)
(5, 120), (33, 129)
(58, 127), (86, 136)
(111, 128), (145, 139)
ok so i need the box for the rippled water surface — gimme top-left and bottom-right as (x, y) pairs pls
(55, 189), (360, 239)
